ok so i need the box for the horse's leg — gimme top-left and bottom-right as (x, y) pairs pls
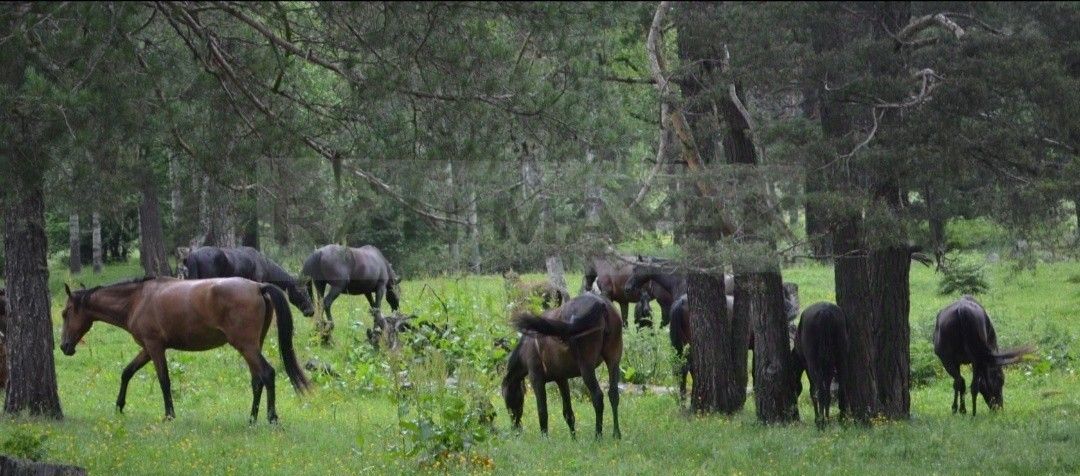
(578, 362), (605, 438)
(677, 347), (690, 402)
(942, 360), (965, 414)
(659, 304), (670, 328)
(259, 355), (278, 423)
(606, 359), (621, 439)
(116, 349), (150, 413)
(809, 378), (823, 429)
(321, 284), (344, 342)
(970, 368), (980, 417)
(529, 375), (549, 435)
(619, 301), (629, 329)
(146, 344), (175, 420)
(555, 379), (575, 438)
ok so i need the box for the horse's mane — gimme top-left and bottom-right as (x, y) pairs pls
(73, 276), (156, 309)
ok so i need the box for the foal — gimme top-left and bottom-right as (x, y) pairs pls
(502, 293), (623, 438)
(60, 277), (311, 422)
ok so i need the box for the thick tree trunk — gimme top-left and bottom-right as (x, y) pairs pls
(91, 211), (102, 274)
(687, 271), (743, 413)
(68, 212), (81, 274)
(138, 173), (172, 277)
(833, 215), (879, 422)
(206, 179), (236, 248)
(3, 181), (63, 418)
(871, 245), (911, 418)
(742, 271), (799, 423)
(240, 188), (259, 250)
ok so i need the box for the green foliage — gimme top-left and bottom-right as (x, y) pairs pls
(938, 257), (990, 296)
(391, 375), (496, 468)
(1, 429), (47, 462)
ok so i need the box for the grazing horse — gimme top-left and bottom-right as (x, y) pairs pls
(180, 246), (315, 317)
(622, 257), (733, 327)
(502, 293), (622, 439)
(792, 302), (847, 429)
(934, 296), (1033, 416)
(301, 244), (401, 341)
(503, 269), (570, 313)
(666, 293), (733, 400)
(58, 277), (310, 422)
(583, 256), (669, 328)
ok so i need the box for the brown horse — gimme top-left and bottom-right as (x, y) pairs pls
(502, 293), (622, 439)
(59, 276), (310, 422)
(792, 302), (848, 429)
(583, 256), (669, 328)
(933, 296), (1033, 416)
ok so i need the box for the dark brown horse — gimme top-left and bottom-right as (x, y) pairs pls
(301, 244), (400, 342)
(59, 277), (310, 422)
(583, 256), (670, 328)
(502, 293), (622, 438)
(934, 296), (1033, 416)
(792, 302), (847, 428)
(180, 246), (315, 317)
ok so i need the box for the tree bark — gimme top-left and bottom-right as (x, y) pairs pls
(467, 190), (480, 273)
(545, 255), (568, 295)
(833, 215), (879, 422)
(206, 179), (236, 248)
(68, 212), (81, 274)
(91, 211), (102, 274)
(743, 271), (799, 423)
(870, 182), (911, 419)
(3, 181), (63, 418)
(687, 271), (743, 413)
(138, 170), (172, 277)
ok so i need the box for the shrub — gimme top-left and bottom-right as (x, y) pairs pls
(937, 257), (989, 296)
(2, 429), (47, 462)
(391, 370), (495, 469)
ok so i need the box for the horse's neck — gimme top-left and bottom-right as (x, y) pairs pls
(264, 260), (296, 285)
(654, 272), (685, 295)
(87, 285), (142, 328)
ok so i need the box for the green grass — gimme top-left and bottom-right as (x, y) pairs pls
(2, 258), (1078, 475)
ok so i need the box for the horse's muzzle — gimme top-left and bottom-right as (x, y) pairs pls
(60, 342), (76, 356)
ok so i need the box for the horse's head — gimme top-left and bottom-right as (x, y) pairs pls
(59, 284), (94, 356)
(634, 287), (653, 323)
(624, 257), (661, 295)
(979, 366), (1005, 410)
(386, 275), (402, 310)
(782, 282), (800, 322)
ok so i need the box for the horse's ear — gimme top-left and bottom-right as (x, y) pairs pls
(64, 283), (72, 297)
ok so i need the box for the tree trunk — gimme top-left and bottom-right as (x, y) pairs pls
(194, 173), (210, 248)
(545, 255), (568, 295)
(240, 186), (259, 250)
(138, 172), (172, 277)
(871, 245), (911, 419)
(271, 159), (290, 247)
(91, 211), (102, 274)
(67, 212), (81, 274)
(687, 271), (743, 413)
(3, 181), (63, 418)
(833, 215), (879, 422)
(467, 190), (480, 273)
(743, 271), (799, 423)
(205, 179), (236, 248)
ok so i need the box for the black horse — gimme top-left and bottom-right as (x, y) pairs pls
(792, 302), (847, 429)
(933, 296), (1033, 416)
(180, 246), (315, 317)
(301, 244), (401, 341)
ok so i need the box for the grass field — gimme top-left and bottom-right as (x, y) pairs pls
(1, 258), (1078, 475)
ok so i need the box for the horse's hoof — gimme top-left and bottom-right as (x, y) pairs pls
(115, 405), (125, 414)
(249, 416), (258, 426)
(163, 414), (175, 422)
(268, 415), (280, 425)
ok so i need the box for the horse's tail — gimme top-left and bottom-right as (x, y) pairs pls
(512, 298), (604, 339)
(993, 345), (1035, 366)
(668, 296), (687, 351)
(261, 284), (311, 394)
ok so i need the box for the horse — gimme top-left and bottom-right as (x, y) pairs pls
(180, 246), (315, 317)
(301, 244), (401, 342)
(503, 269), (570, 313)
(792, 302), (848, 429)
(582, 256), (669, 328)
(622, 257), (732, 328)
(58, 276), (311, 422)
(666, 293), (733, 400)
(933, 296), (1033, 416)
(502, 293), (622, 439)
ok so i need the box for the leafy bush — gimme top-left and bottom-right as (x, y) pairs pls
(391, 367), (495, 469)
(2, 429), (47, 462)
(910, 338), (942, 387)
(937, 257), (989, 296)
